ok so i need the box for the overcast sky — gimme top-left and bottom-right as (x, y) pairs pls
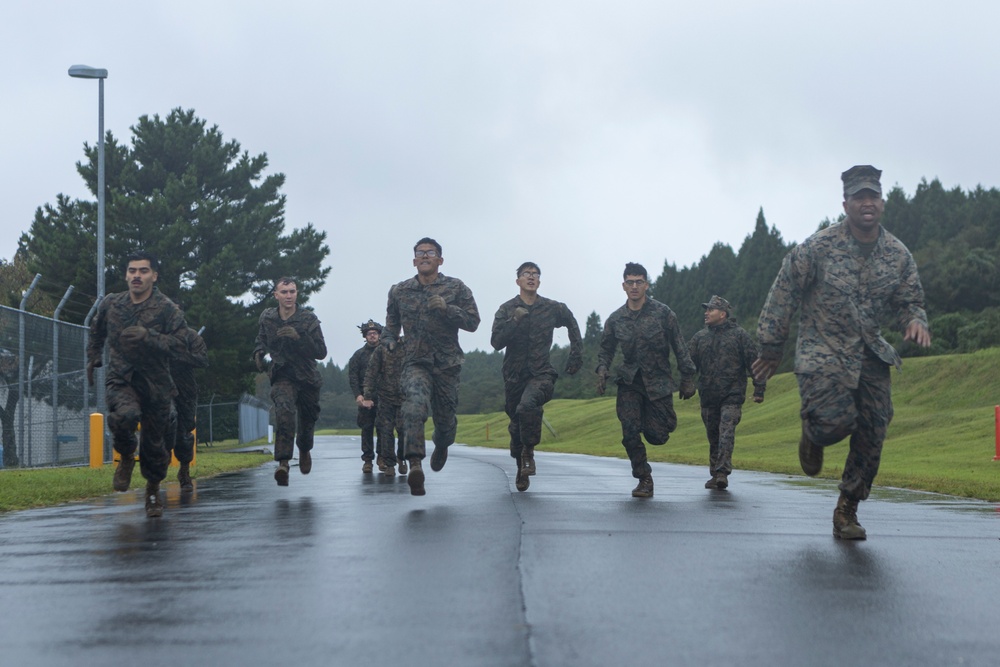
(2, 1), (998, 366)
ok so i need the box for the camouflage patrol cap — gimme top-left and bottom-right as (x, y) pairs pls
(701, 295), (731, 314)
(842, 165), (882, 197)
(359, 319), (383, 336)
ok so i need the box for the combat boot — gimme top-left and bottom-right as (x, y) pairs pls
(274, 461), (290, 486)
(362, 459), (373, 474)
(398, 459), (408, 475)
(407, 458), (425, 496)
(299, 449), (312, 475)
(522, 447), (536, 476)
(145, 481), (163, 518)
(430, 445), (448, 471)
(178, 462), (194, 491)
(515, 457), (530, 492)
(377, 454), (386, 472)
(632, 475), (654, 498)
(714, 473), (728, 490)
(833, 492), (867, 540)
(113, 455), (135, 492)
(799, 429), (823, 476)
(384, 462), (395, 477)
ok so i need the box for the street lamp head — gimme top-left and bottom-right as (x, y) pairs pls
(68, 64), (108, 79)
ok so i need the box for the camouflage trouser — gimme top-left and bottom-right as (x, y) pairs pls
(106, 377), (172, 483)
(375, 401), (405, 466)
(357, 405), (376, 461)
(505, 375), (555, 460)
(400, 362), (461, 461)
(700, 400), (743, 476)
(797, 354), (893, 501)
(170, 368), (198, 465)
(616, 383), (677, 479)
(270, 378), (321, 462)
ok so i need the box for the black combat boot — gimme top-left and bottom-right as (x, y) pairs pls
(178, 462), (194, 491)
(522, 447), (536, 476)
(299, 449), (312, 475)
(515, 456), (530, 492)
(799, 429), (823, 476)
(145, 481), (163, 518)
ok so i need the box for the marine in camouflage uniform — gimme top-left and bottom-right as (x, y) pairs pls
(349, 319), (382, 473)
(597, 262), (696, 498)
(254, 277), (327, 487)
(169, 326), (209, 490)
(688, 295), (765, 490)
(362, 337), (407, 475)
(381, 237), (480, 496)
(87, 250), (188, 518)
(754, 165), (932, 540)
(491, 261), (582, 492)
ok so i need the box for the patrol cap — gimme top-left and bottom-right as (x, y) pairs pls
(701, 295), (731, 314)
(842, 165), (882, 197)
(359, 319), (383, 336)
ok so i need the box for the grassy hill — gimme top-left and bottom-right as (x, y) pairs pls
(456, 348), (1000, 501)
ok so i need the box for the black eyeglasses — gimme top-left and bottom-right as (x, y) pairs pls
(519, 271), (540, 279)
(624, 279), (647, 287)
(414, 250), (439, 258)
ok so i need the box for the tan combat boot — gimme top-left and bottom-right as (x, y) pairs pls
(833, 492), (867, 540)
(274, 461), (290, 486)
(632, 475), (654, 498)
(407, 458), (425, 496)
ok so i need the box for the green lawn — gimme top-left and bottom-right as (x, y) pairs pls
(456, 348), (1000, 501)
(3, 349), (999, 512)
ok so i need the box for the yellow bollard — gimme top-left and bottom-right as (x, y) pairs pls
(170, 428), (197, 467)
(89, 413), (104, 468)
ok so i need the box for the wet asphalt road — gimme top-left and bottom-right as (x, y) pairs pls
(2, 435), (999, 667)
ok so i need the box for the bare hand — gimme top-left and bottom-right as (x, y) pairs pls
(679, 377), (696, 400)
(276, 326), (300, 340)
(361, 399), (374, 409)
(753, 394), (764, 404)
(752, 356), (779, 383)
(120, 326), (149, 347)
(427, 295), (447, 312)
(904, 321), (932, 348)
(512, 306), (529, 323)
(565, 358), (582, 376)
(253, 351), (266, 372)
(355, 394), (366, 407)
(596, 367), (609, 396)
(86, 359), (101, 386)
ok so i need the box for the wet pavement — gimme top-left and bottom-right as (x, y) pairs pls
(1, 435), (999, 667)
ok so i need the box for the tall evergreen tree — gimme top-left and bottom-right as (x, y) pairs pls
(19, 108), (330, 397)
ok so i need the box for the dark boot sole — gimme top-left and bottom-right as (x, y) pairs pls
(408, 467), (426, 496)
(274, 466), (289, 486)
(430, 446), (448, 472)
(515, 468), (530, 492)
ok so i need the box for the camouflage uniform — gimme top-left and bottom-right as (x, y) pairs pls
(87, 288), (188, 484)
(254, 307), (327, 462)
(170, 327), (209, 465)
(689, 317), (764, 478)
(757, 221), (928, 500)
(363, 340), (407, 466)
(382, 273), (479, 460)
(491, 295), (582, 461)
(598, 298), (696, 478)
(348, 343), (378, 462)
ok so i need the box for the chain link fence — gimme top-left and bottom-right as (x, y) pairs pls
(0, 303), (270, 468)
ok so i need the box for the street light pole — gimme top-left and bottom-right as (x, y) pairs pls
(67, 64), (108, 301)
(68, 64), (109, 439)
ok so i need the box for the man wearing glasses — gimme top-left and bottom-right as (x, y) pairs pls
(491, 262), (583, 492)
(597, 262), (696, 498)
(382, 238), (480, 496)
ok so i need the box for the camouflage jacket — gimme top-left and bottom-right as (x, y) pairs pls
(87, 288), (188, 391)
(382, 273), (480, 369)
(688, 318), (765, 404)
(491, 295), (583, 383)
(254, 307), (327, 387)
(348, 344), (377, 397)
(757, 222), (928, 387)
(173, 327), (209, 370)
(363, 340), (406, 405)
(597, 298), (696, 400)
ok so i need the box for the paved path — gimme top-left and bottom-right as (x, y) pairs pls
(2, 436), (999, 666)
